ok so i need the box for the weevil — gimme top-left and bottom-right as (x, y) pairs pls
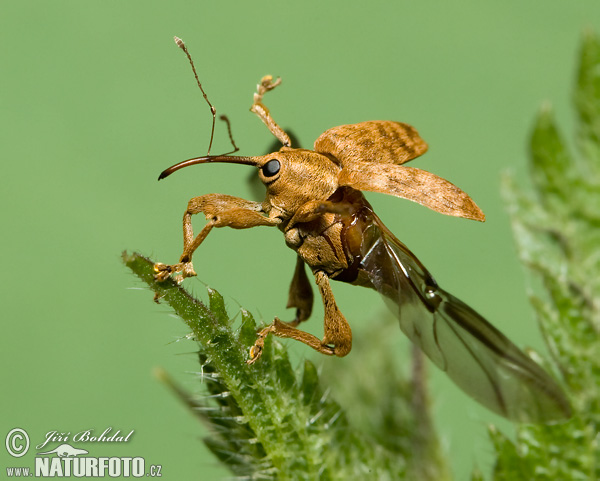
(154, 37), (571, 423)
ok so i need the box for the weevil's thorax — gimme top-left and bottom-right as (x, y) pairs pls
(285, 185), (378, 280)
(258, 148), (340, 219)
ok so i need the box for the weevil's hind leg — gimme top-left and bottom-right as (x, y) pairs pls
(250, 76), (292, 147)
(247, 317), (334, 365)
(286, 256), (314, 326)
(247, 270), (352, 364)
(315, 270), (352, 356)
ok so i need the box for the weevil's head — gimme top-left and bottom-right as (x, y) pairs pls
(254, 147), (340, 213)
(158, 147), (341, 215)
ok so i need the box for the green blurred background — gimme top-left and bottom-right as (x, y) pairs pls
(2, 1), (599, 479)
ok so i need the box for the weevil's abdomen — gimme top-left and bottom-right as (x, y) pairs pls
(328, 187), (380, 284)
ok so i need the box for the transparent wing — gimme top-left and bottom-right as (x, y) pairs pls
(357, 216), (571, 423)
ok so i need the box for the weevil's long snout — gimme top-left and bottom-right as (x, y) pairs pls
(158, 155), (258, 180)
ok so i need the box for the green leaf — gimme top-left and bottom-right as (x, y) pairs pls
(498, 32), (600, 480)
(529, 105), (576, 208)
(575, 30), (600, 175)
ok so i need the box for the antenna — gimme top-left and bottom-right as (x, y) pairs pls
(173, 36), (239, 157)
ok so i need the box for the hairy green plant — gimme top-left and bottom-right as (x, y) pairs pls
(123, 252), (449, 480)
(493, 32), (600, 480)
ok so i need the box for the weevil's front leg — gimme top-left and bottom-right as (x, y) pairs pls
(250, 75), (291, 147)
(247, 270), (352, 364)
(154, 194), (280, 282)
(286, 256), (314, 326)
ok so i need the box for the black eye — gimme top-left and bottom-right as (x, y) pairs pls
(261, 159), (280, 177)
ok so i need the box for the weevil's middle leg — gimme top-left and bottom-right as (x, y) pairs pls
(286, 256), (314, 326)
(247, 270), (352, 364)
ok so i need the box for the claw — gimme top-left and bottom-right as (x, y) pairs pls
(153, 263), (173, 282)
(246, 320), (278, 365)
(153, 261), (197, 283)
(246, 343), (263, 365)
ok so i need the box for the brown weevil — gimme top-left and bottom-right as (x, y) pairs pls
(154, 37), (571, 423)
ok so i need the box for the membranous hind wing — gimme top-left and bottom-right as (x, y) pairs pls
(357, 216), (571, 423)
